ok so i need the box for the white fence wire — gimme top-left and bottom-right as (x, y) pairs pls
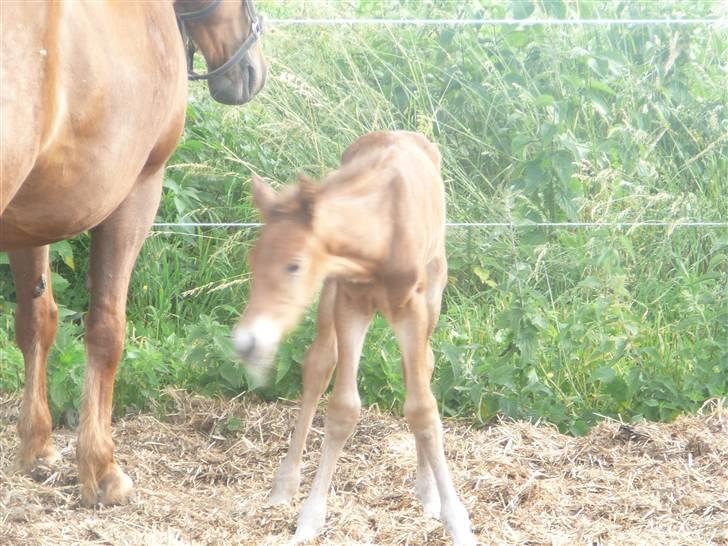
(267, 18), (724, 26)
(152, 222), (728, 230)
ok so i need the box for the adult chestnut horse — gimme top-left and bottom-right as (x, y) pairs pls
(0, 0), (266, 506)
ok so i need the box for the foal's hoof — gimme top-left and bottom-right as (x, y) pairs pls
(290, 500), (326, 545)
(81, 464), (135, 507)
(442, 500), (476, 546)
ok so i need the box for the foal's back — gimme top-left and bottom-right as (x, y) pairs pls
(336, 131), (446, 274)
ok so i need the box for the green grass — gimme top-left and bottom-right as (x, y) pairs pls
(1, 0), (726, 433)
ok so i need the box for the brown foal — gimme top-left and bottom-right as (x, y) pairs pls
(233, 131), (475, 545)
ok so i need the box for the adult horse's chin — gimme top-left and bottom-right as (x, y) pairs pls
(209, 58), (267, 105)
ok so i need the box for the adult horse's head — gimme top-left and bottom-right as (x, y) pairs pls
(176, 0), (267, 105)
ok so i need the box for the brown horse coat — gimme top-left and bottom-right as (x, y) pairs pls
(1, 0), (265, 506)
(233, 131), (475, 545)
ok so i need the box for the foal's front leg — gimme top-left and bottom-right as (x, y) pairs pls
(291, 289), (372, 544)
(270, 281), (338, 505)
(77, 167), (163, 506)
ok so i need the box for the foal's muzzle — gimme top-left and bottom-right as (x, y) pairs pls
(233, 329), (256, 359)
(231, 316), (282, 385)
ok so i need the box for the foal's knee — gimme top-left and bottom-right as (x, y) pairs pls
(404, 391), (439, 435)
(327, 396), (361, 439)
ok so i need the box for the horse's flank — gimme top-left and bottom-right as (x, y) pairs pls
(1, 0), (266, 507)
(0, 1), (187, 249)
(316, 131), (446, 298)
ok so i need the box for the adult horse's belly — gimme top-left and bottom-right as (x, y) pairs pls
(0, 1), (186, 251)
(0, 154), (147, 249)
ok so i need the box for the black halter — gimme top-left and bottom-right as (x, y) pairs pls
(176, 0), (263, 81)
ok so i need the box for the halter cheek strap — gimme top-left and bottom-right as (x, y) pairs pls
(176, 0), (263, 81)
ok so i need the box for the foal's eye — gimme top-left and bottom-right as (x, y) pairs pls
(286, 261), (301, 274)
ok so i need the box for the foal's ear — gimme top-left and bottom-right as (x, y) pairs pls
(298, 174), (318, 225)
(251, 174), (276, 218)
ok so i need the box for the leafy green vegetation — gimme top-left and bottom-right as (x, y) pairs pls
(1, 0), (726, 434)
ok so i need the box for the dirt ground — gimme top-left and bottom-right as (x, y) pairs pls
(1, 391), (726, 546)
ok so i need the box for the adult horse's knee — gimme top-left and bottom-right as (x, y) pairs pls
(85, 309), (126, 368)
(15, 290), (57, 354)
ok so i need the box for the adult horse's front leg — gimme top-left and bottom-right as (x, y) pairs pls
(77, 167), (163, 506)
(9, 245), (59, 473)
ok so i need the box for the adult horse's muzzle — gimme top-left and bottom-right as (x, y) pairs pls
(177, 0), (267, 105)
(208, 52), (267, 105)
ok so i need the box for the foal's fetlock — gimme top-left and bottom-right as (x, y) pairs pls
(416, 478), (441, 518)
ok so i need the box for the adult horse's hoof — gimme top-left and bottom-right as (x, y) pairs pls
(81, 464), (134, 507)
(15, 444), (61, 478)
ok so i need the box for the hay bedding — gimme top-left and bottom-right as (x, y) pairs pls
(1, 392), (726, 546)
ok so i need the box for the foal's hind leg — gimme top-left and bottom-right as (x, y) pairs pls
(392, 289), (474, 546)
(414, 345), (440, 516)
(270, 281), (338, 505)
(9, 245), (60, 473)
(77, 167), (163, 506)
(413, 256), (448, 517)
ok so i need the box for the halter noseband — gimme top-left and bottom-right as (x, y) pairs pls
(176, 0), (263, 81)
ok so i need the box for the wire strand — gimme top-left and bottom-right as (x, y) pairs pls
(152, 221), (728, 229)
(267, 18), (724, 26)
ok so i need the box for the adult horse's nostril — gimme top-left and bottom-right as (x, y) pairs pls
(233, 330), (256, 359)
(245, 64), (256, 98)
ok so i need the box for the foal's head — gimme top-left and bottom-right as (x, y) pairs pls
(233, 175), (326, 380)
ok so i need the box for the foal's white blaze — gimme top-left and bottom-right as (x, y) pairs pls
(251, 316), (283, 348)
